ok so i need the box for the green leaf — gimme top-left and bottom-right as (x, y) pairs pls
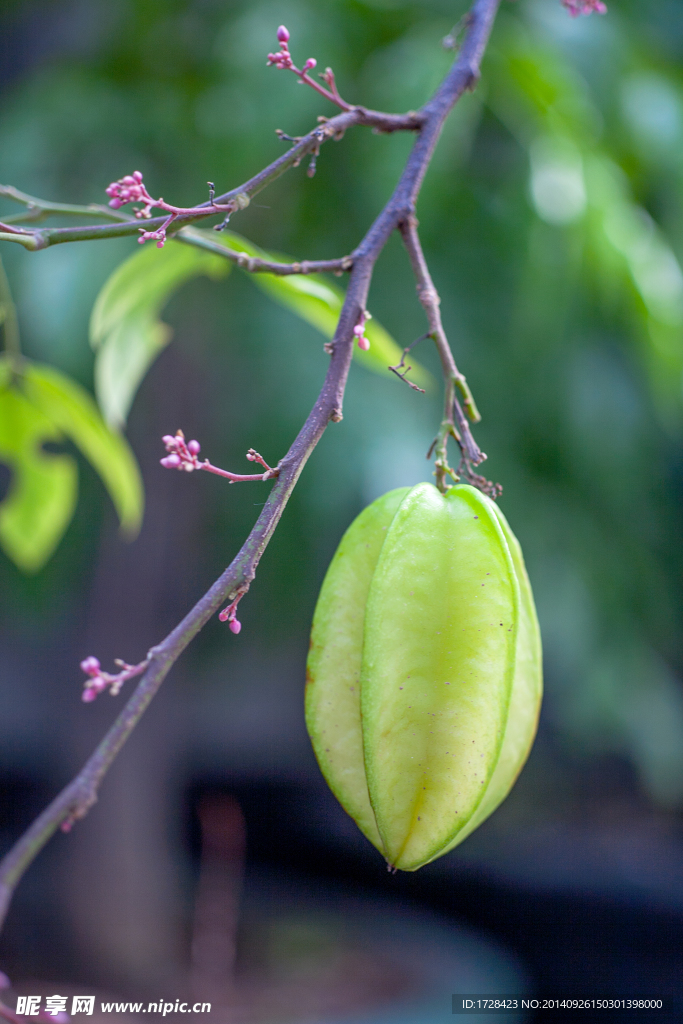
(0, 356), (143, 572)
(90, 240), (230, 428)
(23, 361), (143, 537)
(182, 228), (431, 388)
(0, 367), (77, 572)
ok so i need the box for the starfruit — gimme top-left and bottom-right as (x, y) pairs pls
(305, 483), (542, 871)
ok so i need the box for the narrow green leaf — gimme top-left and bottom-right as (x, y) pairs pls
(184, 228), (431, 388)
(22, 361), (144, 537)
(90, 240), (230, 427)
(0, 377), (77, 572)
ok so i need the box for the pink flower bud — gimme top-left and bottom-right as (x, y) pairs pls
(108, 198), (122, 209)
(277, 25), (290, 43)
(357, 336), (370, 351)
(122, 175), (136, 185)
(133, 170), (143, 181)
(229, 618), (242, 634)
(188, 439), (201, 455)
(161, 454), (182, 468)
(353, 324), (364, 336)
(161, 434), (176, 447)
(80, 656), (101, 675)
(82, 687), (98, 703)
(303, 58), (317, 71)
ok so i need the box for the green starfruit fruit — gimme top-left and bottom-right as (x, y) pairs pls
(305, 483), (542, 871)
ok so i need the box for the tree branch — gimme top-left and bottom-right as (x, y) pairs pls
(0, 106), (423, 251)
(178, 227), (353, 276)
(0, 183), (130, 224)
(398, 216), (485, 490)
(0, 0), (501, 936)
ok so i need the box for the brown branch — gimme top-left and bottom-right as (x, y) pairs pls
(177, 228), (353, 276)
(0, 0), (502, 934)
(398, 215), (486, 491)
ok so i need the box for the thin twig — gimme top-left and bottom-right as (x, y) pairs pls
(398, 216), (491, 491)
(388, 332), (430, 392)
(0, 0), (502, 934)
(178, 228), (353, 276)
(0, 183), (131, 223)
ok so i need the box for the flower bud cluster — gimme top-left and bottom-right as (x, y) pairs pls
(160, 430), (202, 471)
(267, 25), (316, 74)
(106, 171), (156, 215)
(80, 656), (107, 702)
(353, 311), (371, 351)
(138, 228), (168, 248)
(80, 657), (136, 702)
(267, 25), (294, 69)
(561, 0), (606, 15)
(219, 596), (243, 634)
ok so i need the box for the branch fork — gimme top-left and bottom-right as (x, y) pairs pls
(388, 332), (430, 393)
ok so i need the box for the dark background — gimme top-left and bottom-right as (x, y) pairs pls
(1, 0), (683, 1021)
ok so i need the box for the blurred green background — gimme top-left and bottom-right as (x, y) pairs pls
(1, 0), (683, 1011)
